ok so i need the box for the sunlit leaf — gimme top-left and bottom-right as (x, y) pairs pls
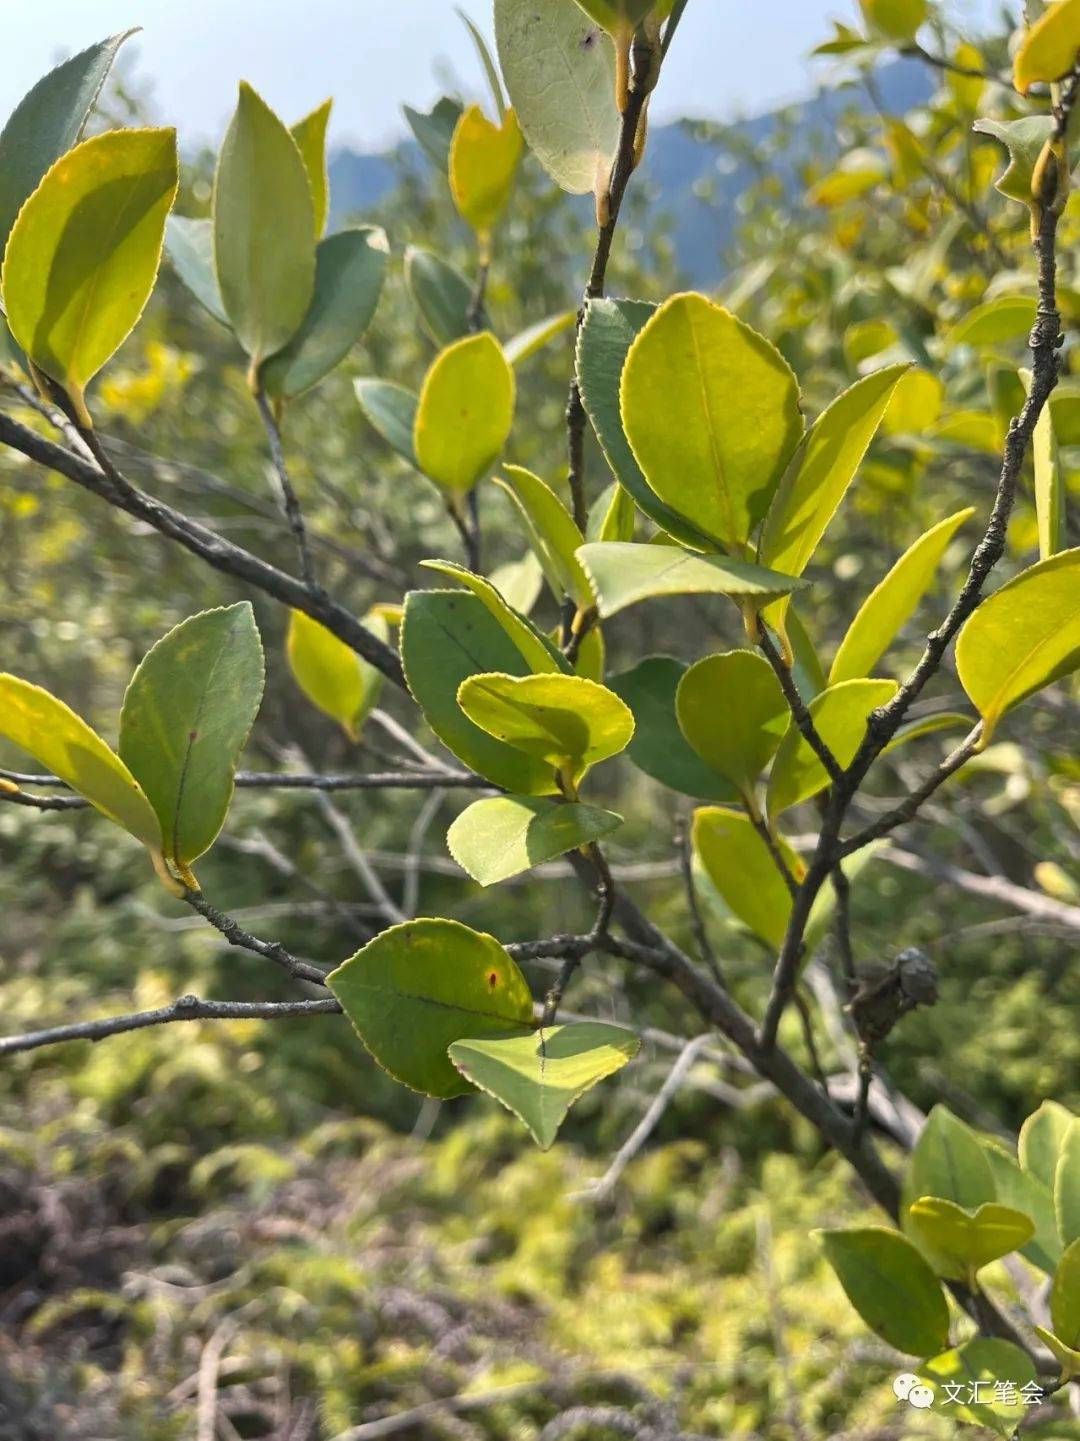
(504, 309), (576, 366)
(1055, 1119), (1080, 1248)
(1014, 0), (1080, 93)
(1052, 1238), (1080, 1349)
(419, 558), (565, 676)
(980, 1138), (1062, 1275)
(1023, 366), (1067, 559)
(495, 465), (592, 607)
(286, 608), (388, 741)
(901, 1106), (995, 1270)
(945, 295), (1036, 350)
(881, 367), (942, 435)
(576, 542), (805, 619)
(449, 105), (522, 244)
(907, 1197), (1034, 1282)
(1020, 1100), (1074, 1190)
(974, 115), (1055, 207)
(676, 651), (787, 804)
(447, 795), (622, 886)
(818, 1227), (949, 1356)
(920, 1340), (1035, 1436)
(489, 551), (544, 615)
(858, 0), (927, 39)
(587, 482), (636, 544)
(766, 678), (898, 818)
(291, 97), (332, 236)
(414, 333), (515, 493)
(692, 807), (804, 949)
(327, 918), (534, 1098)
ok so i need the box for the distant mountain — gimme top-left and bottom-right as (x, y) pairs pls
(328, 60), (929, 287)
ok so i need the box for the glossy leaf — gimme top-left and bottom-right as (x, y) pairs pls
(766, 679), (898, 818)
(449, 105), (522, 242)
(457, 672), (634, 783)
(577, 297), (715, 548)
(119, 604), (264, 874)
(588, 482), (636, 544)
(495, 465), (592, 607)
(490, 551), (544, 615)
(261, 227), (389, 400)
(286, 608), (387, 740)
(881, 367), (942, 435)
(0, 30), (135, 260)
(326, 918), (533, 1099)
(1055, 1119), (1080, 1248)
(290, 98), (332, 236)
(165, 216), (229, 326)
(448, 795), (622, 886)
(609, 657), (737, 801)
(945, 295), (1035, 350)
(907, 1198), (1035, 1281)
(400, 589), (554, 794)
(504, 310), (576, 366)
(676, 651), (787, 803)
(2, 128), (178, 426)
(419, 559), (564, 676)
(413, 333), (515, 493)
(494, 0), (619, 194)
(975, 116), (1054, 207)
(955, 549), (1080, 742)
(354, 379), (419, 466)
(0, 675), (160, 852)
(920, 1340), (1035, 1437)
(829, 508), (973, 683)
(620, 293), (802, 553)
(448, 1022), (639, 1148)
(902, 1106), (995, 1268)
(1034, 1323), (1080, 1380)
(1026, 366), (1067, 559)
(1014, 0), (1080, 92)
(692, 807), (804, 949)
(576, 542), (805, 619)
(213, 83), (315, 369)
(1052, 1238), (1080, 1349)
(818, 1227), (949, 1356)
(758, 366), (906, 646)
(403, 97), (464, 171)
(404, 246), (472, 346)
(880, 710), (973, 757)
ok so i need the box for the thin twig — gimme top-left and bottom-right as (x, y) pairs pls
(757, 628), (842, 783)
(677, 819), (724, 986)
(183, 890), (329, 985)
(255, 390), (318, 589)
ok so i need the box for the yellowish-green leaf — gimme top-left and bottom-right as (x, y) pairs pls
(457, 672), (633, 784)
(489, 551), (544, 615)
(945, 295), (1036, 350)
(692, 807), (804, 949)
(576, 542), (805, 619)
(449, 104), (523, 243)
(881, 367), (942, 435)
(920, 1340), (1035, 1436)
(955, 548), (1080, 742)
(326, 918), (534, 1099)
(495, 465), (592, 607)
(930, 409), (1000, 452)
(2, 128), (178, 426)
(1052, 1238), (1080, 1349)
(1033, 1323), (1080, 1379)
(818, 1227), (949, 1356)
(213, 83), (315, 370)
(759, 366), (906, 649)
(447, 795), (622, 886)
(676, 651), (787, 804)
(414, 333), (515, 493)
(449, 1022), (639, 1149)
(829, 508), (974, 683)
(981, 1137), (1062, 1274)
(767, 678), (898, 818)
(1022, 366), (1068, 559)
(1015, 0), (1080, 92)
(419, 559), (564, 676)
(858, 0), (927, 41)
(807, 150), (888, 207)
(908, 1197), (1035, 1282)
(504, 309), (576, 366)
(1055, 1119), (1080, 1248)
(588, 482), (636, 544)
(620, 293), (803, 553)
(1020, 1100), (1074, 1189)
(0, 674), (161, 853)
(286, 608), (388, 740)
(902, 1106), (996, 1270)
(290, 97), (332, 236)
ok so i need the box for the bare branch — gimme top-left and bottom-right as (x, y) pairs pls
(255, 390), (318, 589)
(183, 890), (329, 985)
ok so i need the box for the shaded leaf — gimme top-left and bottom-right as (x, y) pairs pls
(165, 215), (229, 326)
(1052, 1238), (1080, 1349)
(354, 378), (419, 466)
(609, 657), (738, 801)
(576, 542), (805, 619)
(419, 558), (565, 676)
(818, 1227), (949, 1356)
(1055, 1118), (1080, 1248)
(447, 795), (622, 886)
(902, 1105), (995, 1269)
(403, 96), (464, 171)
(404, 246), (472, 346)
(980, 1139), (1062, 1275)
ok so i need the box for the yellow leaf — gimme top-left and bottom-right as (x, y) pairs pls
(449, 105), (523, 245)
(1015, 0), (1080, 93)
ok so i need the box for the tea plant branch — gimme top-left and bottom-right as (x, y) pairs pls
(0, 766), (487, 800)
(183, 889), (330, 985)
(756, 627), (842, 782)
(0, 995), (342, 1057)
(255, 389), (319, 590)
(0, 410), (407, 687)
(676, 818), (724, 987)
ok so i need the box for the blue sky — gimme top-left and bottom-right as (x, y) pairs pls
(3, 1), (1006, 153)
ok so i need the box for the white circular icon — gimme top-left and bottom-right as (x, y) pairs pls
(893, 1373), (920, 1401)
(908, 1384), (935, 1409)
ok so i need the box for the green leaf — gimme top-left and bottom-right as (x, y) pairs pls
(945, 296), (1036, 350)
(1021, 1101), (1075, 1194)
(974, 116), (1055, 207)
(858, 0), (927, 40)
(902, 1105), (995, 1268)
(458, 7), (508, 121)
(457, 672), (634, 784)
(676, 651), (787, 803)
(290, 97), (332, 236)
(449, 105), (522, 242)
(504, 310), (576, 366)
(881, 367), (943, 435)
(758, 366), (906, 649)
(414, 333), (515, 493)
(588, 483), (636, 545)
(980, 1139), (1062, 1274)
(766, 679), (898, 819)
(692, 807), (803, 949)
(2, 128), (178, 426)
(1014, 0), (1080, 92)
(0, 674), (161, 852)
(1033, 1323), (1080, 1380)
(118, 604), (264, 876)
(1052, 1238), (1080, 1349)
(956, 549), (1080, 743)
(0, 30), (136, 261)
(165, 216), (229, 326)
(403, 97), (464, 171)
(404, 246), (472, 346)
(908, 1198), (1035, 1282)
(829, 508), (974, 683)
(419, 558), (565, 677)
(1055, 1118), (1080, 1248)
(447, 795), (623, 886)
(576, 542), (805, 619)
(609, 657), (738, 801)
(261, 227), (389, 400)
(448, 1022), (639, 1148)
(495, 465), (592, 607)
(577, 297), (716, 549)
(354, 379), (419, 466)
(213, 83), (315, 370)
(494, 0), (619, 194)
(620, 293), (803, 554)
(490, 551), (544, 615)
(401, 589), (554, 794)
(286, 608), (387, 740)
(1024, 367), (1068, 559)
(818, 1227), (950, 1356)
(920, 1340), (1035, 1436)
(326, 918), (534, 1099)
